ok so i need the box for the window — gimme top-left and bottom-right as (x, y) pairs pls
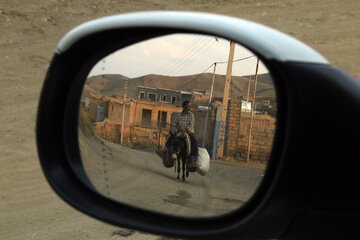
(141, 109), (152, 126)
(139, 91), (145, 99)
(148, 93), (157, 101)
(161, 94), (167, 102)
(171, 96), (176, 104)
(157, 111), (167, 128)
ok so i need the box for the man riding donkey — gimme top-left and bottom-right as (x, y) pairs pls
(156, 100), (198, 172)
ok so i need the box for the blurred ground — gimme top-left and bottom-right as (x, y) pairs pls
(0, 1), (359, 239)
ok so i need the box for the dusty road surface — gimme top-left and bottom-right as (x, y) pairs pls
(79, 131), (264, 217)
(1, 0), (359, 240)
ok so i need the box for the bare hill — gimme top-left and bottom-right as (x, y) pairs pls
(84, 73), (275, 98)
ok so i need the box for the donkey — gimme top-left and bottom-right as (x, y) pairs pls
(169, 136), (189, 181)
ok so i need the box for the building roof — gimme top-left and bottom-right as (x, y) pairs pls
(110, 96), (181, 109)
(137, 85), (192, 95)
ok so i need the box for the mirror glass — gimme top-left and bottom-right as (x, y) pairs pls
(78, 33), (277, 217)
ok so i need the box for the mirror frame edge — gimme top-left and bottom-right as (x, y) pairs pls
(36, 17), (311, 239)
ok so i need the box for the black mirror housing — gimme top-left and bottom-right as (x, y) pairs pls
(37, 11), (360, 239)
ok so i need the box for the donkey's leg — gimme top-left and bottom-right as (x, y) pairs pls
(184, 158), (189, 178)
(172, 153), (177, 173)
(176, 157), (181, 181)
(182, 158), (186, 181)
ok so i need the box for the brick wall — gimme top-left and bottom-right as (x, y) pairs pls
(225, 99), (242, 156)
(132, 127), (169, 147)
(93, 120), (170, 147)
(225, 98), (276, 163)
(93, 121), (121, 144)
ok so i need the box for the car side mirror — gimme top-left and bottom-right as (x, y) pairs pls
(36, 11), (360, 239)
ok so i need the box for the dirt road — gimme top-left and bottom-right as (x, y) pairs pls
(1, 1), (359, 239)
(80, 131), (264, 217)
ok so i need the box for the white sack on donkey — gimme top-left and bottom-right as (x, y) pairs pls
(196, 147), (210, 176)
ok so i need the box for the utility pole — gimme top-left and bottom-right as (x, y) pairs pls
(120, 80), (128, 145)
(158, 105), (163, 149)
(246, 75), (252, 102)
(216, 41), (235, 159)
(202, 63), (217, 147)
(246, 58), (260, 163)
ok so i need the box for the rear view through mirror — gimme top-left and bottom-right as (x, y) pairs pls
(78, 33), (277, 217)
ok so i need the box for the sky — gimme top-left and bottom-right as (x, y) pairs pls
(88, 33), (269, 78)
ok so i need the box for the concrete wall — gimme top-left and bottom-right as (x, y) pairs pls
(136, 87), (182, 103)
(156, 89), (180, 103)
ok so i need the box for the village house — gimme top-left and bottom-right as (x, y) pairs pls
(87, 94), (183, 146)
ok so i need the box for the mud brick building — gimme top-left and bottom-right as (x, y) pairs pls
(89, 94), (182, 146)
(224, 98), (276, 163)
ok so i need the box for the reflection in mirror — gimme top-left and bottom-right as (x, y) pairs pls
(78, 33), (277, 217)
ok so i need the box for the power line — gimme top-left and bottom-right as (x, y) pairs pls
(168, 39), (217, 76)
(157, 36), (204, 75)
(177, 63), (215, 89)
(166, 38), (214, 76)
(158, 38), (206, 75)
(162, 37), (213, 76)
(159, 36), (211, 76)
(178, 55), (255, 90)
(215, 55), (255, 65)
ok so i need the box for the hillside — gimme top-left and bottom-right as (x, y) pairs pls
(83, 73), (275, 99)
